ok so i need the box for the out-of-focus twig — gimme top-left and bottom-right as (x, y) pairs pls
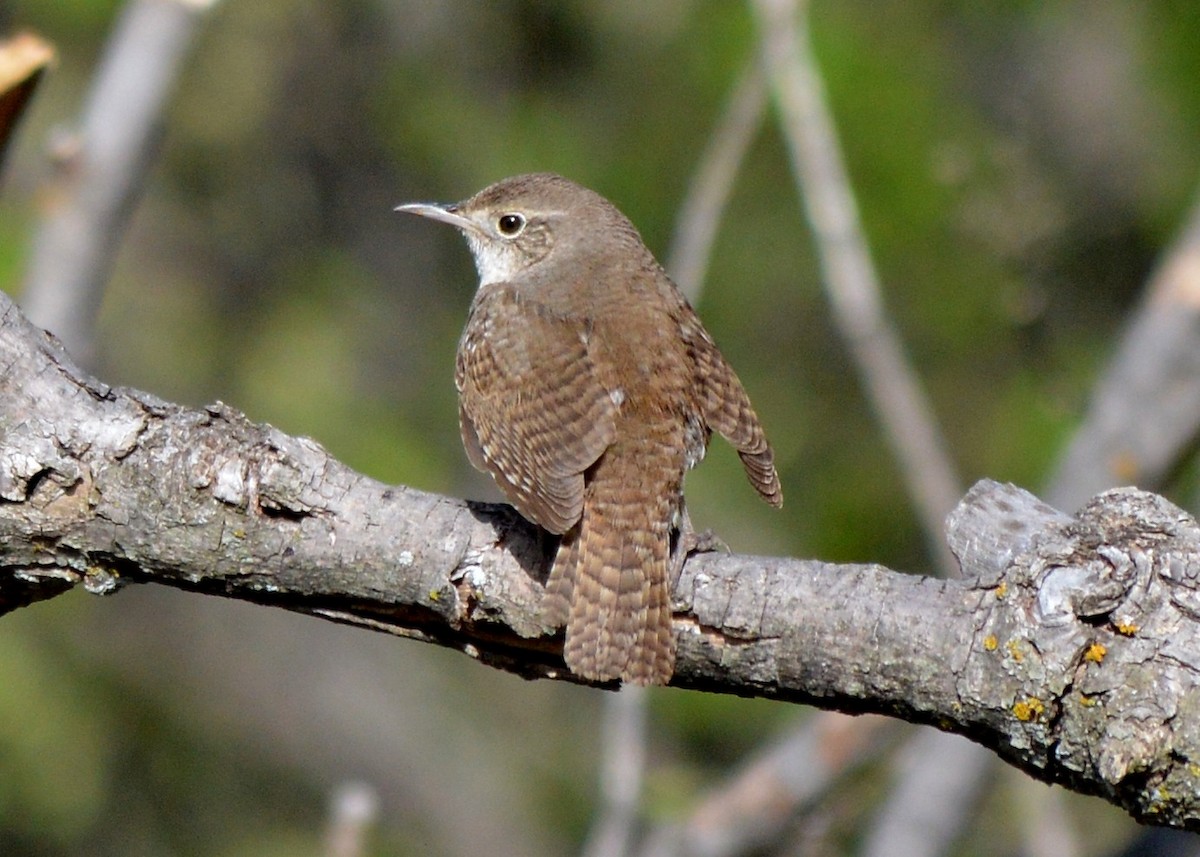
(1047, 194), (1200, 511)
(667, 59), (768, 303)
(749, 2), (1067, 854)
(751, 0), (961, 577)
(635, 2), (965, 851)
(0, 32), (54, 172)
(324, 781), (379, 857)
(583, 686), (650, 857)
(1011, 774), (1081, 857)
(638, 713), (894, 857)
(22, 0), (219, 363)
(864, 185), (1200, 857)
(859, 729), (991, 857)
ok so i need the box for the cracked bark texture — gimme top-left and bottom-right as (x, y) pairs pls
(3, 288), (1200, 830)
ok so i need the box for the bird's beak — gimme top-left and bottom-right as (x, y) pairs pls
(394, 201), (477, 233)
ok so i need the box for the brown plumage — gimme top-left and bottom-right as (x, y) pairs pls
(398, 173), (781, 685)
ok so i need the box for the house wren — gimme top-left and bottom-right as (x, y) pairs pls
(397, 173), (781, 685)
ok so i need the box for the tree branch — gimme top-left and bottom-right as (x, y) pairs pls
(21, 0), (218, 361)
(1047, 192), (1200, 510)
(3, 289), (1200, 829)
(751, 0), (961, 576)
(639, 713), (896, 857)
(666, 55), (767, 304)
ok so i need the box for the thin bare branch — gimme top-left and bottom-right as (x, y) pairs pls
(1047, 194), (1200, 511)
(583, 686), (650, 857)
(21, 0), (218, 362)
(859, 730), (992, 857)
(1012, 775), (1082, 857)
(751, 0), (961, 576)
(639, 712), (895, 857)
(646, 10), (951, 848)
(667, 58), (768, 303)
(324, 782), (379, 857)
(867, 180), (1200, 857)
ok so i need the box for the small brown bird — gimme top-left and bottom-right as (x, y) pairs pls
(397, 173), (781, 685)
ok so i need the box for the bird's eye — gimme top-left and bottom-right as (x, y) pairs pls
(497, 213), (526, 237)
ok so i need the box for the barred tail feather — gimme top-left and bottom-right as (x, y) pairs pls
(739, 442), (782, 508)
(547, 474), (676, 685)
(689, 328), (783, 508)
(541, 528), (578, 628)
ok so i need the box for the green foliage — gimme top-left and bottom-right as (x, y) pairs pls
(0, 610), (112, 844)
(2, 0), (121, 41)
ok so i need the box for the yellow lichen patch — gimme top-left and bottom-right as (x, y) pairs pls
(1013, 697), (1045, 722)
(983, 635), (998, 652)
(1084, 643), (1107, 663)
(993, 581), (1008, 599)
(1114, 621), (1139, 636)
(1005, 639), (1025, 662)
(1079, 693), (1099, 707)
(1147, 786), (1171, 813)
(428, 590), (441, 602)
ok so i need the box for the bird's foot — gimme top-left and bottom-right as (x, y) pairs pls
(669, 510), (729, 586)
(679, 527), (729, 556)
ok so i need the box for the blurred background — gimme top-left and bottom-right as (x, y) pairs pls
(0, 1), (1198, 855)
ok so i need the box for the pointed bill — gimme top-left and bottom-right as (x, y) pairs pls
(394, 202), (477, 232)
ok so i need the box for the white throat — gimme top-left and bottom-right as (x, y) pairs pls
(465, 232), (527, 287)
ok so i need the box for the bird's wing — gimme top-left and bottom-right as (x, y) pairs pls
(679, 305), (783, 507)
(456, 284), (618, 534)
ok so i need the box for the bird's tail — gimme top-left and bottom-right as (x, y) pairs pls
(542, 457), (676, 685)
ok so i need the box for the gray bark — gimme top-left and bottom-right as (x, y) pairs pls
(3, 289), (1200, 830)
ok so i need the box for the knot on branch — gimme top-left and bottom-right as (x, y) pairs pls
(952, 481), (1200, 829)
(1035, 487), (1199, 629)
